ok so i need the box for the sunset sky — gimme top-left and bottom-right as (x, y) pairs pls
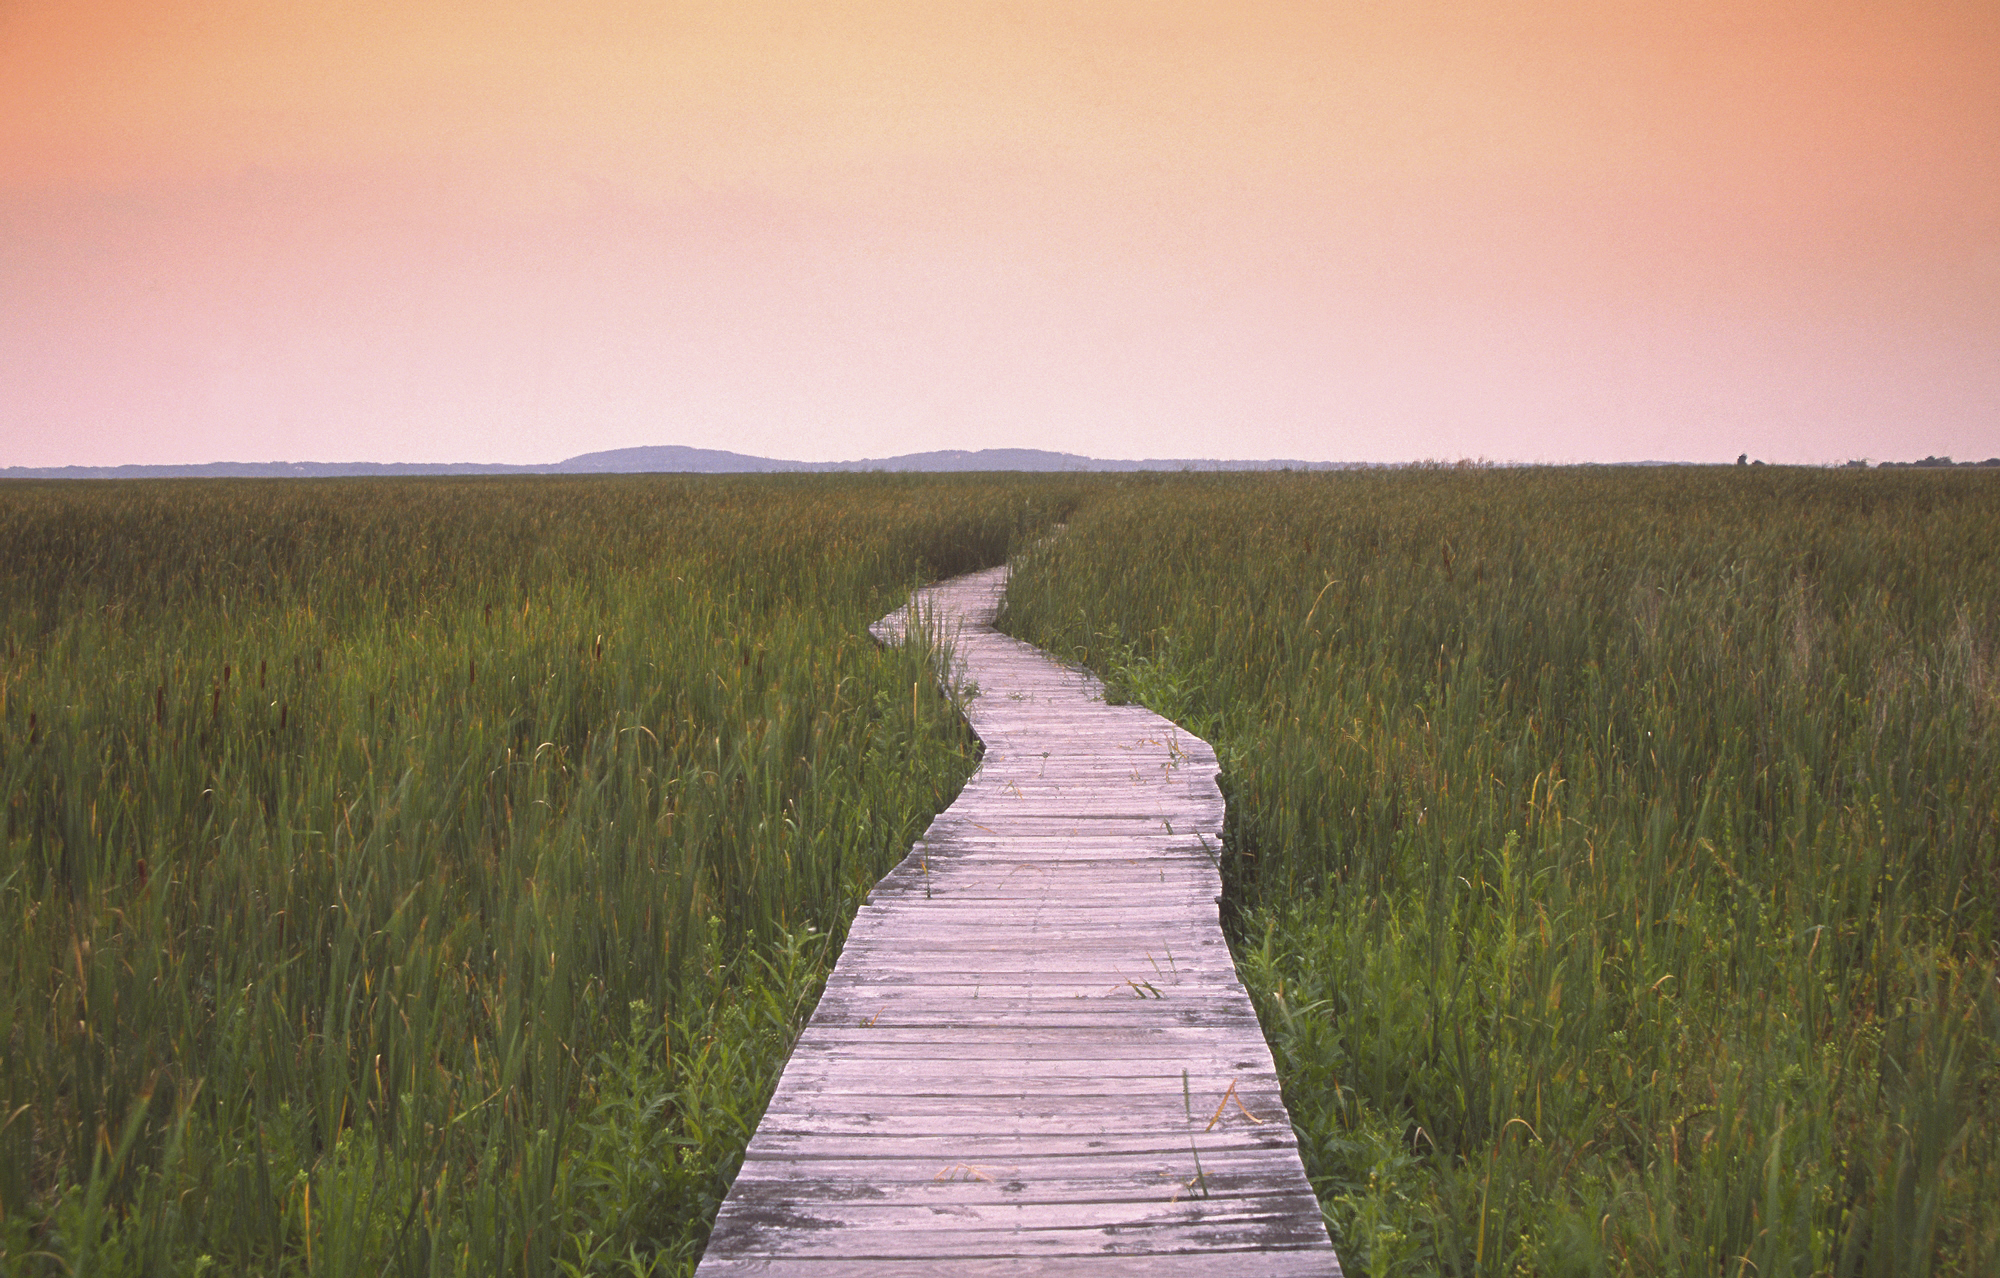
(3, 0), (1996, 467)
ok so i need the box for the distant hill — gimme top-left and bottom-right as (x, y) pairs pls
(1, 445), (1351, 480)
(0, 460), (556, 480)
(556, 445), (804, 474)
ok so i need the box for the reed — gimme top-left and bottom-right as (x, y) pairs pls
(0, 473), (1082, 1277)
(1000, 466), (1999, 1275)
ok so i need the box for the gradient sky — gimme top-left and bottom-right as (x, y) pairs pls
(3, 0), (1996, 467)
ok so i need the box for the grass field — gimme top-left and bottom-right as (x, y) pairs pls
(1000, 467), (1999, 1276)
(0, 474), (1080, 1276)
(8, 467), (1994, 1276)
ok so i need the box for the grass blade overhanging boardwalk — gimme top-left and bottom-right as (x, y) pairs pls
(696, 566), (1341, 1276)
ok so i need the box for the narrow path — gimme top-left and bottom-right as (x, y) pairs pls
(696, 566), (1341, 1276)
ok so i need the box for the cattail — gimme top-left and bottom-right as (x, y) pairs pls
(155, 685), (166, 726)
(259, 659), (266, 689)
(469, 657), (477, 686)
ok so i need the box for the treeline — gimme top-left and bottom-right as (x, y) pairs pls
(1869, 455), (2000, 468)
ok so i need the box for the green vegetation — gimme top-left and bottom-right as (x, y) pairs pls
(0, 474), (1078, 1276)
(10, 466), (1994, 1275)
(1000, 467), (1999, 1275)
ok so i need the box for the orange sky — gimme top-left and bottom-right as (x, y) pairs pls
(3, 0), (1996, 465)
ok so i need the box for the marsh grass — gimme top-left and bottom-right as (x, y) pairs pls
(0, 473), (1080, 1276)
(1001, 467), (1999, 1275)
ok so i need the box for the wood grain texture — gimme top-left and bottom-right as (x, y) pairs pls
(695, 567), (1341, 1275)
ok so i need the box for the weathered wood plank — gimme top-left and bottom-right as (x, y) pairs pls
(694, 566), (1340, 1275)
(697, 1256), (1336, 1277)
(725, 1164), (1307, 1202)
(759, 1082), (1292, 1111)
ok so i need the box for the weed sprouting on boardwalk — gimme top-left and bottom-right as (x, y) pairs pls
(0, 474), (1081, 1276)
(1000, 467), (1999, 1275)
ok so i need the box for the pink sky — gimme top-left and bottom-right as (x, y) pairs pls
(3, 0), (1996, 467)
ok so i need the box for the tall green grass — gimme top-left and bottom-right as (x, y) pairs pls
(1000, 467), (1998, 1275)
(0, 474), (1081, 1277)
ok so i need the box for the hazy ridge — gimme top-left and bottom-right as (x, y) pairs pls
(2, 445), (1354, 480)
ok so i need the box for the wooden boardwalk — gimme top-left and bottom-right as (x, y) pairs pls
(695, 567), (1341, 1276)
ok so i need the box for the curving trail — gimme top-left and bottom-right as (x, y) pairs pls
(695, 566), (1341, 1276)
